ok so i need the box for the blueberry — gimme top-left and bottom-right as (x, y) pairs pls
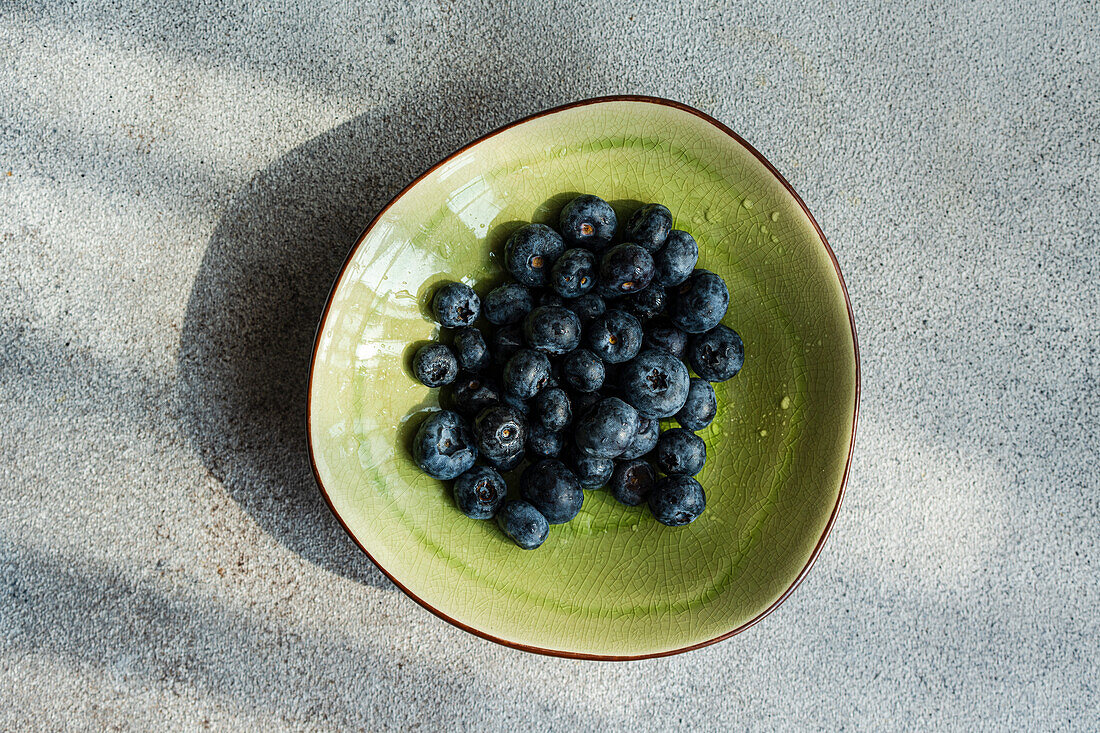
(538, 290), (565, 307)
(412, 342), (458, 387)
(473, 405), (527, 461)
(598, 244), (655, 296)
(451, 372), (502, 416)
(562, 348), (605, 393)
(534, 386), (572, 431)
(571, 451), (615, 489)
(609, 460), (656, 506)
(570, 389), (601, 417)
(496, 500), (550, 549)
(559, 194), (617, 250)
(526, 423), (565, 458)
(643, 317), (689, 359)
(504, 223), (565, 287)
(586, 309), (643, 364)
(452, 327), (490, 372)
(621, 286), (665, 322)
(491, 323), (525, 366)
(618, 415), (659, 460)
(676, 378), (717, 430)
(619, 349), (690, 418)
(550, 248), (598, 298)
(503, 348), (552, 399)
(413, 410), (478, 480)
(653, 230), (698, 287)
(649, 475), (706, 526)
(484, 283), (534, 326)
(565, 293), (607, 325)
(453, 466), (507, 519)
(486, 449), (525, 472)
(575, 397), (639, 458)
(520, 459), (583, 524)
(653, 428), (706, 476)
(625, 203), (673, 253)
(431, 282), (480, 328)
(523, 305), (582, 355)
(688, 324), (745, 381)
(669, 269), (729, 334)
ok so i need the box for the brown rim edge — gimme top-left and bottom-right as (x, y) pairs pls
(305, 95), (861, 661)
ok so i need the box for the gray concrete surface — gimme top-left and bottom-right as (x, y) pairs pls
(1, 0), (1097, 729)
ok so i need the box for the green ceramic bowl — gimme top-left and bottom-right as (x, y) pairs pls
(308, 96), (858, 659)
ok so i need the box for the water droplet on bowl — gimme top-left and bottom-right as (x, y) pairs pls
(770, 211), (779, 222)
(780, 396), (791, 410)
(759, 429), (768, 437)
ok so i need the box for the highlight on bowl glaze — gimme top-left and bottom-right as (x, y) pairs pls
(308, 96), (859, 659)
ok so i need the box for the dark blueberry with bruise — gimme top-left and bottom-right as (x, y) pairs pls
(618, 415), (659, 460)
(550, 248), (598, 298)
(431, 281), (480, 327)
(491, 323), (525, 366)
(586, 309), (643, 364)
(453, 466), (507, 519)
(504, 223), (565, 287)
(625, 203), (673, 253)
(609, 460), (656, 506)
(412, 342), (458, 387)
(621, 286), (665, 322)
(413, 410), (478, 480)
(571, 450), (615, 489)
(520, 459), (584, 524)
(669, 269), (729, 334)
(676, 378), (718, 430)
(643, 317), (689, 359)
(653, 230), (698, 287)
(575, 397), (639, 458)
(484, 283), (534, 326)
(687, 324), (745, 382)
(502, 348), (552, 400)
(653, 428), (706, 476)
(496, 500), (550, 549)
(473, 405), (527, 461)
(533, 386), (571, 431)
(649, 475), (706, 526)
(562, 349), (605, 393)
(451, 372), (502, 417)
(526, 423), (565, 458)
(598, 244), (655, 297)
(523, 305), (582, 355)
(559, 194), (617, 251)
(565, 293), (607, 325)
(452, 327), (490, 372)
(619, 349), (690, 418)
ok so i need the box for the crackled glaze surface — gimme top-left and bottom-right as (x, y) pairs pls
(308, 98), (857, 657)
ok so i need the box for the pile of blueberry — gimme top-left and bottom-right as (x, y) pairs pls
(410, 195), (744, 549)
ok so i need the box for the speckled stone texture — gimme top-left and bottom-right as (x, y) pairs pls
(1, 1), (1096, 730)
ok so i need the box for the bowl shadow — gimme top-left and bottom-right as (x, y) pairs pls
(176, 82), (547, 587)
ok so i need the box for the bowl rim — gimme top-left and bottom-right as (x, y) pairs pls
(306, 95), (861, 660)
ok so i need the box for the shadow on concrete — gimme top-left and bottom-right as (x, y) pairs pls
(176, 76), (559, 586)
